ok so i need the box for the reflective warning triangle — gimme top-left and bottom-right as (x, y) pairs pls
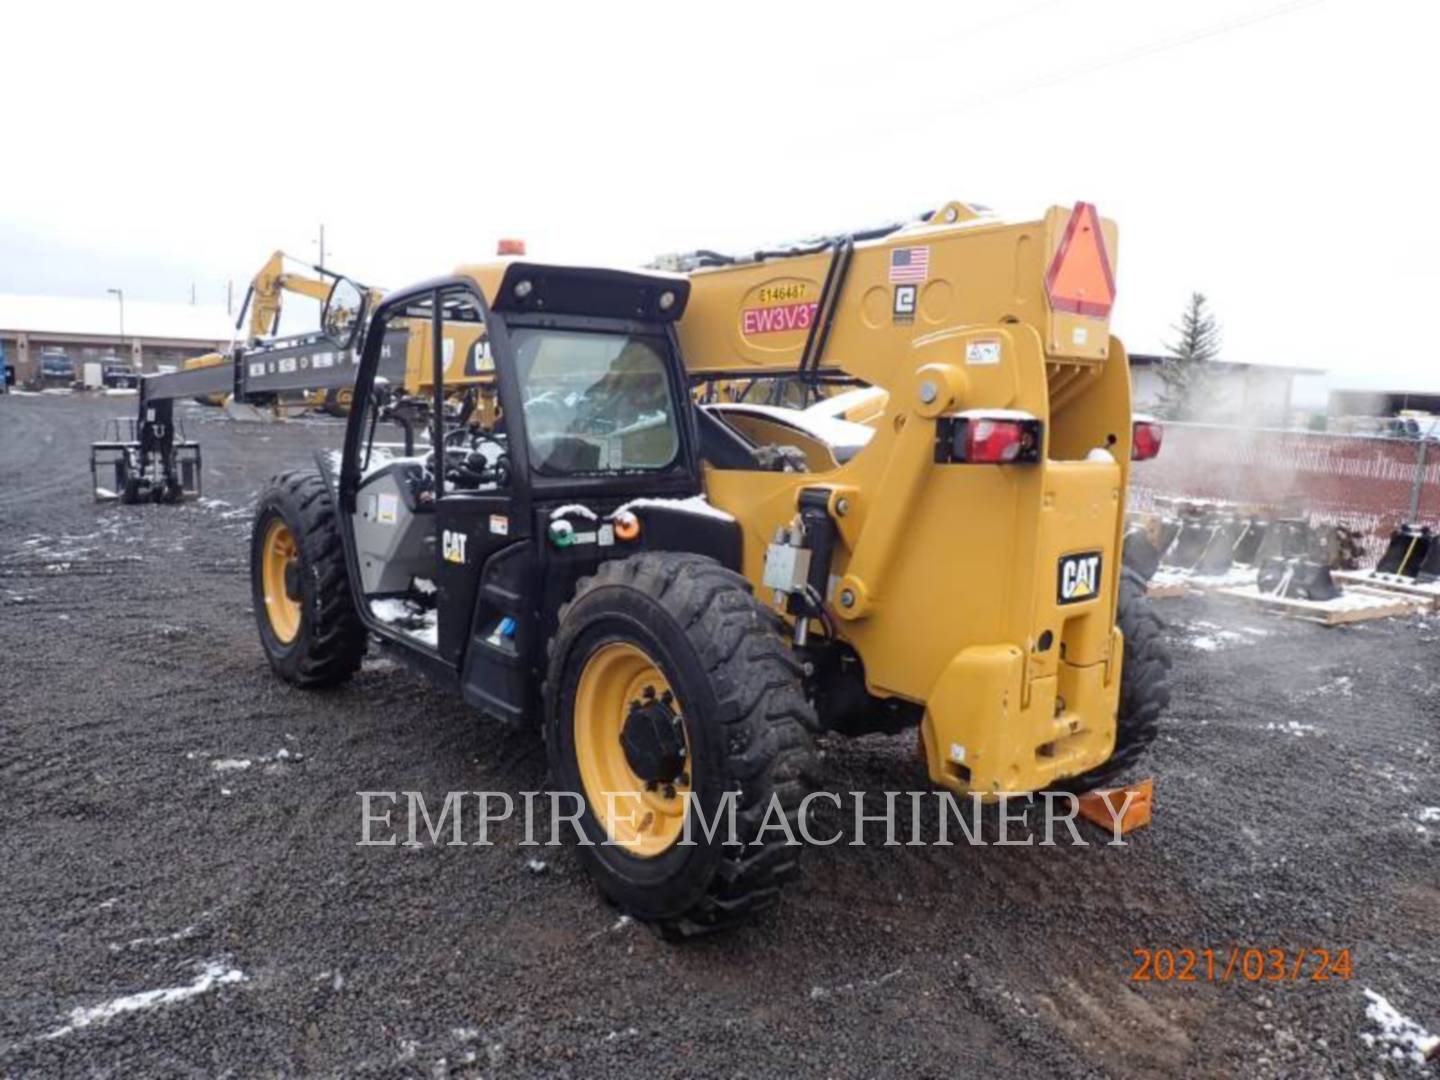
(1045, 202), (1116, 319)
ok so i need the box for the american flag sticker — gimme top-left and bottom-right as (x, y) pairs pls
(889, 246), (930, 284)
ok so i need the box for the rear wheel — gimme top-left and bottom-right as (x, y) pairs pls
(1062, 567), (1171, 792)
(545, 553), (818, 937)
(250, 471), (366, 687)
(322, 386), (353, 418)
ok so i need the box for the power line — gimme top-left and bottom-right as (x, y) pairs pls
(946, 0), (1327, 118)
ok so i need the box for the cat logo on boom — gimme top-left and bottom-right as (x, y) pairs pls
(1058, 551), (1102, 604)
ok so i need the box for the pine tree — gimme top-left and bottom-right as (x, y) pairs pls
(1155, 292), (1221, 419)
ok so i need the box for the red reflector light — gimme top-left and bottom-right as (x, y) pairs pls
(1132, 419), (1163, 461)
(497, 238), (526, 256)
(938, 413), (1043, 464)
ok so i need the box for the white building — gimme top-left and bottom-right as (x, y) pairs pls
(1129, 354), (1324, 422)
(0, 293), (234, 387)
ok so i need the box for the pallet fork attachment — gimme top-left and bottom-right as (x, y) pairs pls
(91, 398), (202, 504)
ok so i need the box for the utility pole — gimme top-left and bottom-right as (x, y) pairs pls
(314, 223), (328, 271)
(106, 288), (125, 361)
(190, 282), (197, 305)
(1408, 438), (1429, 524)
(227, 279), (234, 316)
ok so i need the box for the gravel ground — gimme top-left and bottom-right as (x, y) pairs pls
(1, 393), (1437, 1078)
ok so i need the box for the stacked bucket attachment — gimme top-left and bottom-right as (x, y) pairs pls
(1417, 534), (1440, 584)
(1131, 502), (1364, 603)
(1256, 556), (1340, 602)
(1159, 507), (1244, 574)
(1308, 524), (1365, 571)
(1375, 524), (1433, 579)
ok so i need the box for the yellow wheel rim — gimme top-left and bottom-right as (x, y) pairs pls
(261, 518), (302, 644)
(335, 388), (353, 412)
(574, 642), (692, 858)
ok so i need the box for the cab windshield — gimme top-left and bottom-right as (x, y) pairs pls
(511, 328), (680, 474)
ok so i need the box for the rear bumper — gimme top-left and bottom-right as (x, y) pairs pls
(919, 626), (1123, 796)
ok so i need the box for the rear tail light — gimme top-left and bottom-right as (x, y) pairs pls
(1131, 418), (1163, 461)
(936, 412), (1042, 464)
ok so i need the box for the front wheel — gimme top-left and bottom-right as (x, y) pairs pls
(250, 471), (366, 687)
(544, 553), (818, 937)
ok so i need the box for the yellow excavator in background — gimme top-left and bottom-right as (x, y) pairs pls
(185, 249), (494, 415)
(186, 250), (377, 413)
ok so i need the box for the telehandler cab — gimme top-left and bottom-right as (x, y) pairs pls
(251, 199), (1170, 935)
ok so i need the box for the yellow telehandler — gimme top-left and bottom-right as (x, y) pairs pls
(240, 200), (1169, 934)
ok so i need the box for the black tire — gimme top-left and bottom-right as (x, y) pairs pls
(322, 387), (352, 418)
(544, 553), (819, 937)
(250, 470), (366, 687)
(1060, 566), (1171, 792)
(1121, 524), (1162, 583)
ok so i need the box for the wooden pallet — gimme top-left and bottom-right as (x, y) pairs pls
(1147, 566), (1258, 598)
(1215, 583), (1423, 625)
(1146, 571), (1191, 598)
(1332, 570), (1440, 611)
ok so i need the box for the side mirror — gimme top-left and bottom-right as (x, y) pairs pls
(323, 277), (365, 349)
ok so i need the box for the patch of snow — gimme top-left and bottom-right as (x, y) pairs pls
(613, 495), (735, 523)
(550, 503), (598, 521)
(1419, 807), (1440, 823)
(108, 925), (199, 953)
(1360, 988), (1439, 1064)
(42, 960), (245, 1040)
(1085, 447), (1116, 463)
(713, 400), (876, 454)
(1313, 675), (1354, 697)
(954, 407), (1037, 421)
(809, 967), (906, 1000)
(525, 858), (548, 874)
(804, 385), (887, 421)
(210, 758), (252, 772)
(1264, 721), (1320, 737)
(370, 597), (438, 647)
(412, 577), (437, 596)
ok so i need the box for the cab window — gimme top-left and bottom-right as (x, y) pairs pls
(512, 328), (680, 474)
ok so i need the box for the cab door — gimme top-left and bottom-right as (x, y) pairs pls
(406, 285), (525, 677)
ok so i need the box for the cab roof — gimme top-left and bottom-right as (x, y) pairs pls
(455, 261), (689, 322)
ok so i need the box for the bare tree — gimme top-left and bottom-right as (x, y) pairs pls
(1155, 292), (1221, 419)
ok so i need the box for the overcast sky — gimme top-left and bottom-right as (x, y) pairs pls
(2, 0), (1434, 397)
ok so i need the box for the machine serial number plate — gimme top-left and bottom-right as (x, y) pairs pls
(1057, 551), (1102, 604)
